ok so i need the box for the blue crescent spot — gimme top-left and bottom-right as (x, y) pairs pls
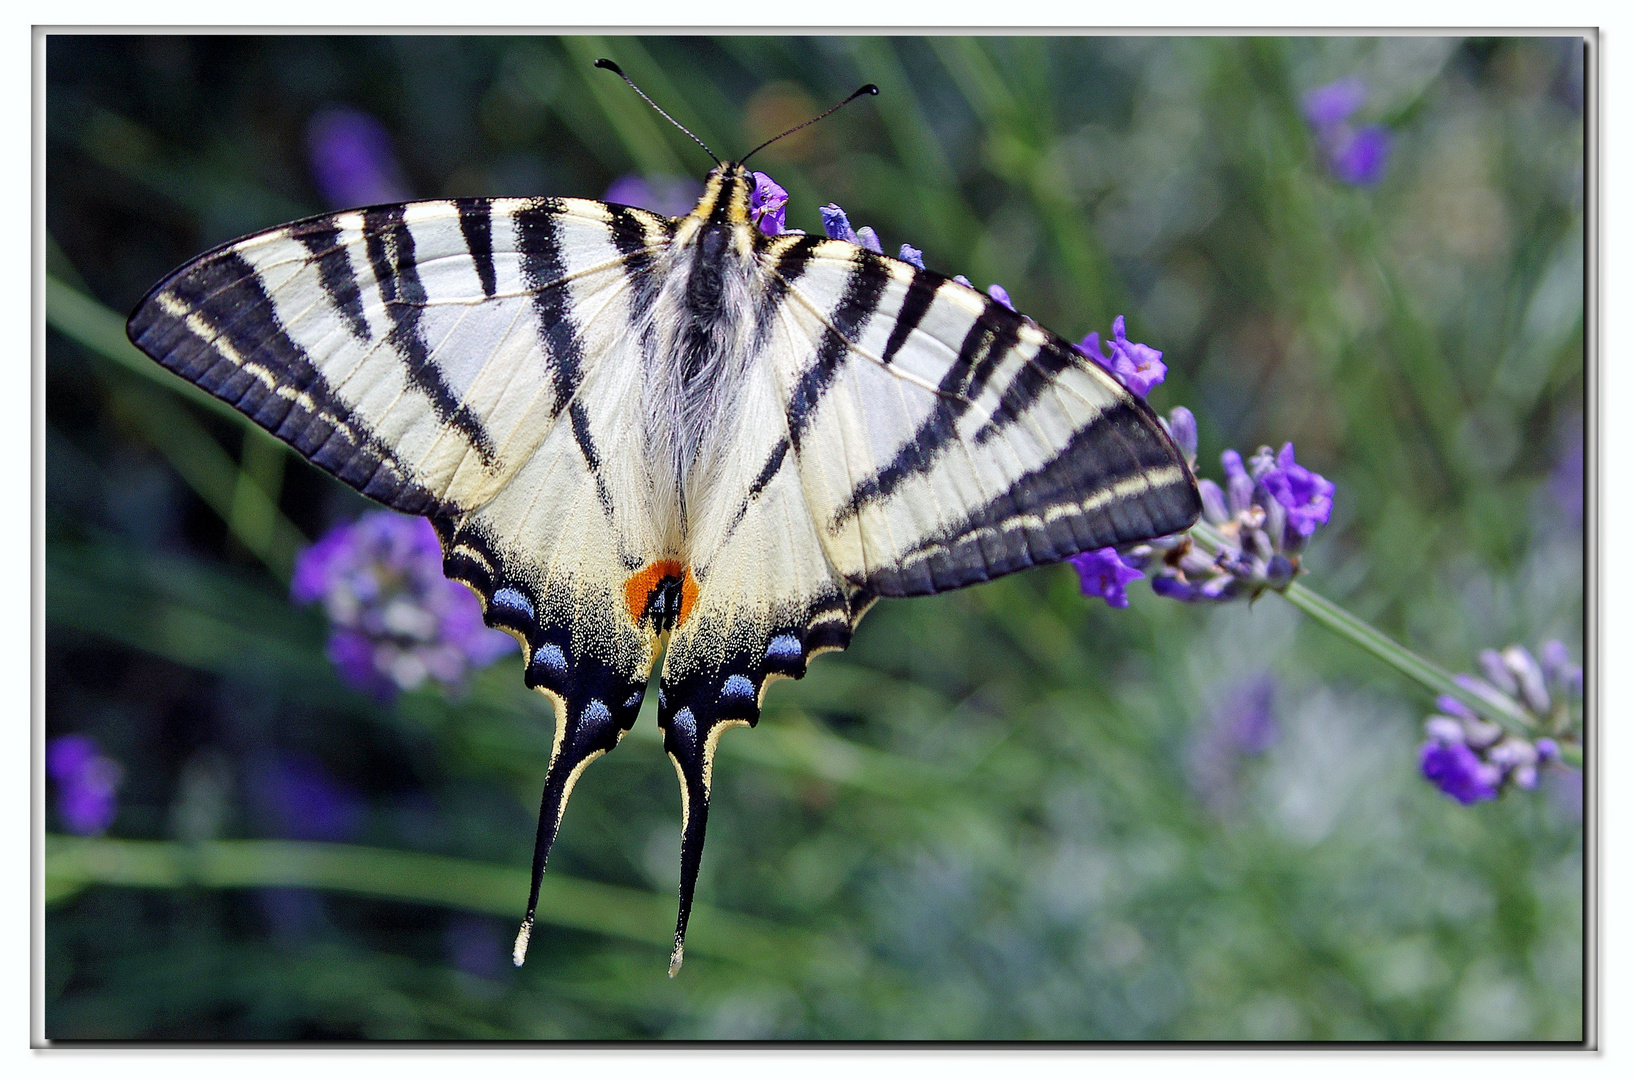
(624, 691), (644, 712)
(491, 587), (534, 621)
(722, 674), (756, 702)
(670, 707), (696, 740)
(582, 699), (612, 727)
(531, 643), (567, 679)
(766, 634), (803, 662)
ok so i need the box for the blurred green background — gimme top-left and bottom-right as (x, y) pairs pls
(43, 35), (1584, 1040)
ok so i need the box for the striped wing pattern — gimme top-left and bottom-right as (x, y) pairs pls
(128, 172), (1199, 973)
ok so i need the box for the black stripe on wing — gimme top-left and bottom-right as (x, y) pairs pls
(783, 251), (892, 450)
(865, 400), (1202, 597)
(831, 308), (1024, 531)
(126, 246), (456, 518)
(362, 205), (500, 468)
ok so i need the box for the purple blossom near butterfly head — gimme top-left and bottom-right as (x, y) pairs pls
(898, 244), (925, 270)
(604, 174), (704, 218)
(47, 735), (124, 836)
(987, 284), (1014, 311)
(304, 106), (413, 210)
(292, 511), (516, 700)
(1069, 547), (1144, 609)
(820, 203), (856, 243)
(749, 172), (788, 236)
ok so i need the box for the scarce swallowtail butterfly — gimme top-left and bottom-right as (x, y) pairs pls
(126, 63), (1202, 975)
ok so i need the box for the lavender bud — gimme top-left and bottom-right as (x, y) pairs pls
(1246, 445), (1277, 481)
(1264, 554), (1295, 590)
(1512, 764), (1539, 790)
(1435, 694), (1478, 721)
(898, 244), (925, 270)
(1535, 738), (1561, 762)
(1222, 450), (1255, 515)
(1539, 640), (1572, 686)
(1478, 649), (1519, 696)
(1462, 717), (1504, 750)
(1198, 479), (1231, 525)
(855, 225), (883, 254)
(1424, 716), (1466, 743)
(1167, 407), (1198, 464)
(1501, 645), (1551, 716)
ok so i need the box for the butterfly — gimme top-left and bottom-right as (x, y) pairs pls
(125, 67), (1201, 975)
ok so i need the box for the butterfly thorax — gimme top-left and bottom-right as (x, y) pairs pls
(638, 163), (764, 553)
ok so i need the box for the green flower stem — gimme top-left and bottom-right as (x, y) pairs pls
(44, 835), (826, 973)
(1188, 522), (1581, 769)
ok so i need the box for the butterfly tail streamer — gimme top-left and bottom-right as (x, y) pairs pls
(660, 703), (746, 976)
(513, 691), (634, 966)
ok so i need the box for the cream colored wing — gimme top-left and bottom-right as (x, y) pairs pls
(127, 196), (679, 959)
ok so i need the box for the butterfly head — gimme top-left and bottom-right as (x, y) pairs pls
(686, 161), (756, 228)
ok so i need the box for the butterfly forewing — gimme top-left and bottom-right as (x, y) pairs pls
(748, 240), (1200, 596)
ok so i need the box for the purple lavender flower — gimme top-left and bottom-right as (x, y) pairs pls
(445, 914), (513, 983)
(1258, 443), (1336, 540)
(1077, 317), (1167, 398)
(1124, 432), (1328, 605)
(899, 244), (925, 270)
(987, 284), (1014, 311)
(750, 172), (788, 236)
(1418, 641), (1580, 804)
(1301, 79), (1393, 187)
(820, 203), (857, 243)
(1069, 547), (1145, 609)
(1301, 78), (1367, 127)
(304, 106), (412, 210)
(1164, 406), (1198, 468)
(292, 511), (516, 700)
(1419, 741), (1501, 805)
(1327, 126), (1393, 186)
(248, 752), (367, 843)
(604, 174), (704, 218)
(47, 735), (123, 836)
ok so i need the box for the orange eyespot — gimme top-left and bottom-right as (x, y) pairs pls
(624, 560), (698, 630)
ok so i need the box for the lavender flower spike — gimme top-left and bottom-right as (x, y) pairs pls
(47, 735), (124, 836)
(1417, 641), (1581, 805)
(292, 511), (516, 700)
(1069, 548), (1144, 609)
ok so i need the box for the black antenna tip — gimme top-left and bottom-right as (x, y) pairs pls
(595, 58), (624, 76)
(860, 84), (879, 96)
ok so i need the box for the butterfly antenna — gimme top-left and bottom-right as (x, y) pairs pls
(740, 83), (879, 165)
(594, 58), (721, 167)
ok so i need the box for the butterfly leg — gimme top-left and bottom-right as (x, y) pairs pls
(659, 699), (749, 976)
